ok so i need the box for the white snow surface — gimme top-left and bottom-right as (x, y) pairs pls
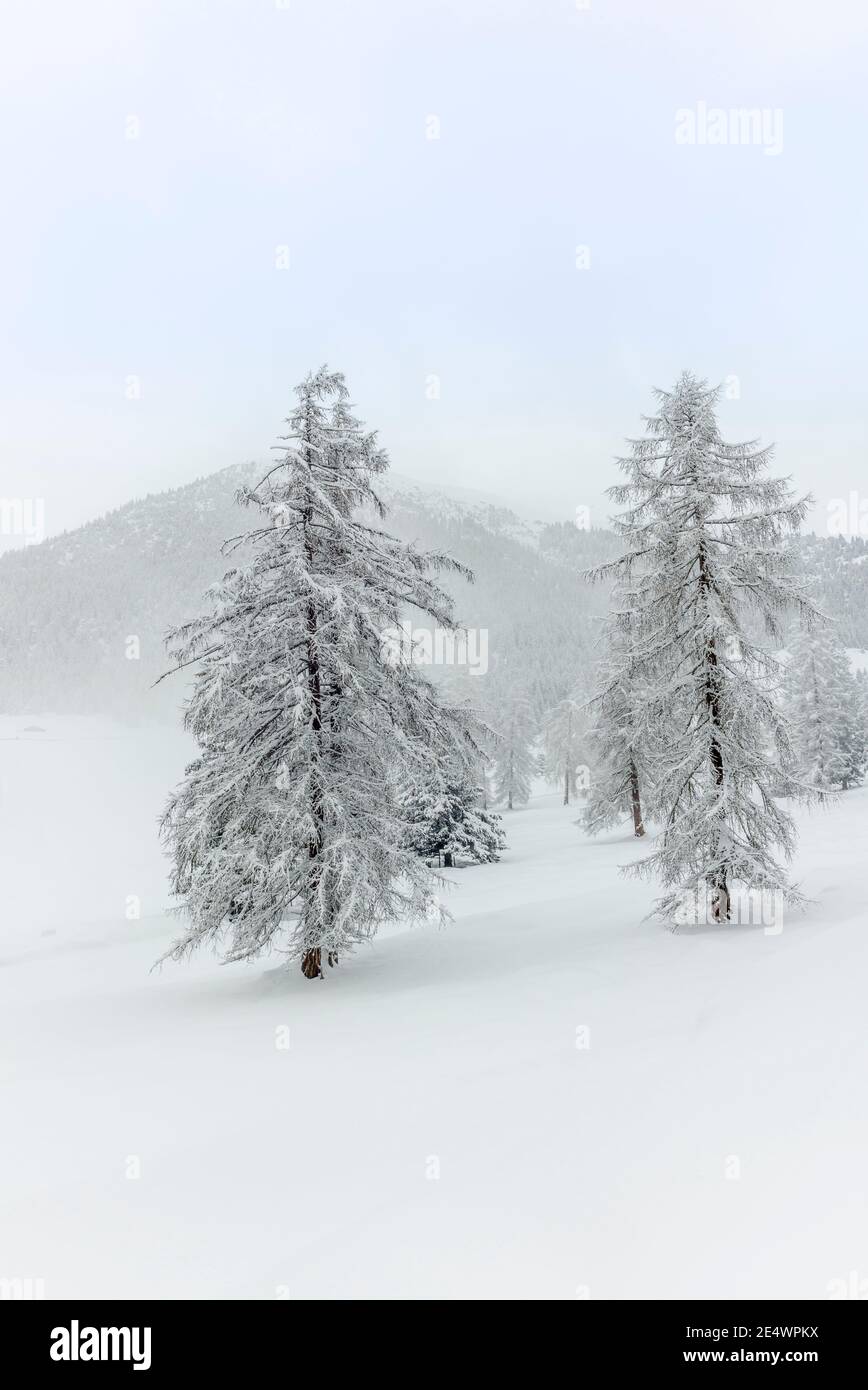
(1, 716), (866, 1299)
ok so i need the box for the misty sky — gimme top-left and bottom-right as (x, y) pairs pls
(2, 0), (867, 548)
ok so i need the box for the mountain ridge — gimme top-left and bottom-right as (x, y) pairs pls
(2, 465), (866, 719)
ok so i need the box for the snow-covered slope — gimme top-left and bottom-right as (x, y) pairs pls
(1, 715), (865, 1298)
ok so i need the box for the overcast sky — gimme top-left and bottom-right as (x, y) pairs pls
(2, 0), (867, 548)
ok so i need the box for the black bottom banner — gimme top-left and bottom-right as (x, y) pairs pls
(2, 1299), (863, 1374)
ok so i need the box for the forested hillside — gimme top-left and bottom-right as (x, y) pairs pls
(0, 466), (615, 719)
(0, 462), (865, 719)
(790, 534), (868, 644)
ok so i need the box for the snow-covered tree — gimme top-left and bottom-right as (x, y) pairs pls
(159, 367), (484, 979)
(583, 613), (654, 837)
(541, 689), (588, 805)
(402, 772), (506, 866)
(785, 626), (866, 790)
(857, 668), (868, 752)
(590, 372), (821, 923)
(492, 690), (537, 809)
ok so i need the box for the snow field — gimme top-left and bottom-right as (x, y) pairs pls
(1, 717), (866, 1298)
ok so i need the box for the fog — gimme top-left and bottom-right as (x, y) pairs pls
(2, 0), (867, 551)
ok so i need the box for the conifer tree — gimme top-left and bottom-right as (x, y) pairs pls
(583, 614), (654, 837)
(591, 372), (821, 922)
(541, 689), (588, 805)
(785, 625), (866, 790)
(492, 690), (537, 809)
(402, 772), (506, 867)
(159, 367), (483, 978)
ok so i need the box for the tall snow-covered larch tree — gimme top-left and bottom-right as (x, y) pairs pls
(590, 371), (821, 923)
(159, 367), (483, 979)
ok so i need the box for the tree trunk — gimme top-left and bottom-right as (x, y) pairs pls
(564, 765), (570, 806)
(710, 878), (730, 922)
(443, 851), (454, 867)
(629, 758), (645, 836)
(301, 948), (322, 979)
(302, 461), (331, 980)
(698, 542), (728, 916)
(300, 948), (338, 979)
